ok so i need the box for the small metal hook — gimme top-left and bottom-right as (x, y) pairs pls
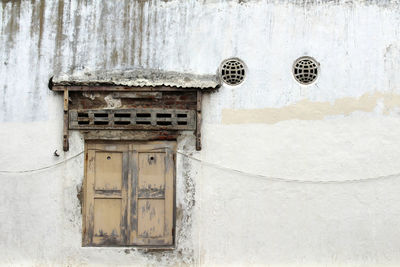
(54, 150), (60, 157)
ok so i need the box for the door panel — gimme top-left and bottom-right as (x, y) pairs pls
(93, 198), (122, 244)
(94, 152), (123, 191)
(138, 152), (166, 198)
(138, 199), (165, 238)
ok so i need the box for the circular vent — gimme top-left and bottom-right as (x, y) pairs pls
(220, 58), (246, 86)
(293, 56), (319, 85)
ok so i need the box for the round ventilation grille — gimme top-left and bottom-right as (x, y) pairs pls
(293, 56), (319, 85)
(220, 58), (246, 86)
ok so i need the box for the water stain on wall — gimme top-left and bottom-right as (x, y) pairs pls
(30, 0), (45, 56)
(53, 0), (64, 74)
(2, 0), (21, 62)
(203, 0), (400, 7)
(222, 92), (400, 124)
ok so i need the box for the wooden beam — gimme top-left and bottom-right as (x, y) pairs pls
(112, 92), (162, 99)
(196, 90), (202, 151)
(82, 130), (179, 141)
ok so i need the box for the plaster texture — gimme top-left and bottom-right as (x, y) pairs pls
(1, 0), (400, 266)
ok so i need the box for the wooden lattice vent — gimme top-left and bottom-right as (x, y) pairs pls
(49, 69), (221, 151)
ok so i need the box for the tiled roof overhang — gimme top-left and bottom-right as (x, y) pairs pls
(50, 69), (221, 90)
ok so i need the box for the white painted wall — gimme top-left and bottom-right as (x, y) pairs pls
(1, 0), (400, 266)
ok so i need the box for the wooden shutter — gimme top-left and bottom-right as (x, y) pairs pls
(130, 142), (175, 246)
(83, 143), (129, 246)
(83, 141), (175, 247)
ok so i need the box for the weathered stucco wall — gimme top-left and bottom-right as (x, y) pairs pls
(1, 0), (400, 266)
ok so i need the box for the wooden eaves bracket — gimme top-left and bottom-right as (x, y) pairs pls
(63, 88), (69, 151)
(196, 90), (202, 151)
(50, 69), (220, 153)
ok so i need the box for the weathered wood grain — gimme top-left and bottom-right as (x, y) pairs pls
(63, 89), (69, 151)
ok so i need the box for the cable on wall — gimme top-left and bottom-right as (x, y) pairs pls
(176, 151), (400, 184)
(0, 149), (399, 184)
(0, 151), (84, 174)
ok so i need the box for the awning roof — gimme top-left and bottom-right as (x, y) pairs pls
(51, 69), (221, 89)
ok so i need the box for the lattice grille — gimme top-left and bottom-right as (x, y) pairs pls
(69, 108), (196, 130)
(220, 58), (246, 86)
(293, 56), (319, 85)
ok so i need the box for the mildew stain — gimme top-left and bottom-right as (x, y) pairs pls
(1, 85), (8, 120)
(222, 92), (400, 124)
(138, 1), (145, 66)
(122, 0), (131, 65)
(151, 0), (158, 67)
(98, 2), (108, 69)
(111, 48), (118, 67)
(145, 0), (152, 68)
(30, 0), (38, 39)
(29, 0), (45, 56)
(53, 0), (64, 73)
(38, 0), (45, 54)
(130, 1), (137, 66)
(70, 0), (82, 73)
(199, 0), (400, 8)
(3, 0), (21, 60)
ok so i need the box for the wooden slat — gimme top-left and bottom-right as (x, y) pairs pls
(129, 148), (138, 244)
(83, 149), (96, 246)
(121, 152), (129, 244)
(126, 150), (134, 245)
(82, 145), (88, 245)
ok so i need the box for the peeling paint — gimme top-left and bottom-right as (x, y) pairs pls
(104, 94), (122, 109)
(222, 92), (400, 124)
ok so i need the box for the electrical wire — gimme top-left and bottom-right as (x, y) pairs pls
(0, 151), (84, 174)
(176, 151), (400, 184)
(0, 149), (399, 184)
